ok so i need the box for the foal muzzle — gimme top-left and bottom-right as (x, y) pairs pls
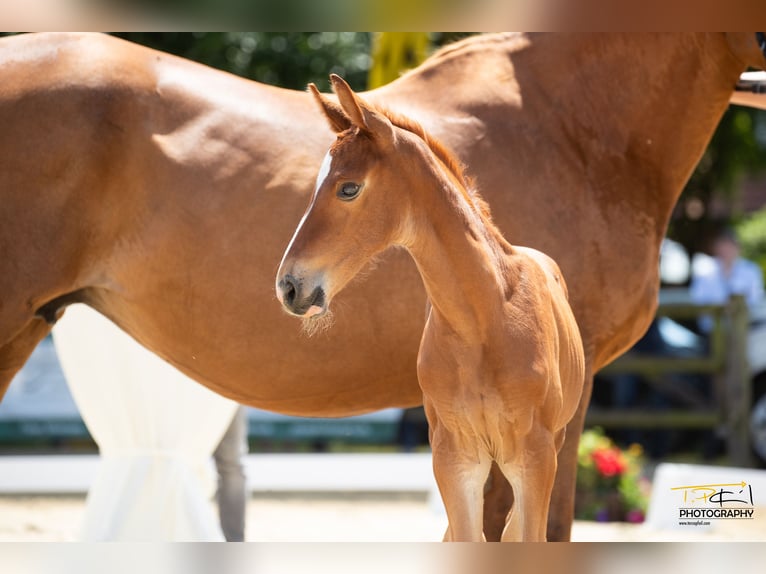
(277, 274), (326, 317)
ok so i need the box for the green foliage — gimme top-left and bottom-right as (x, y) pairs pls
(692, 107), (765, 197)
(669, 106), (766, 254)
(112, 33), (468, 92)
(736, 206), (766, 276)
(113, 32), (374, 92)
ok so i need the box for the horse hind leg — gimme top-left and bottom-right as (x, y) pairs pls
(546, 368), (594, 541)
(0, 318), (52, 401)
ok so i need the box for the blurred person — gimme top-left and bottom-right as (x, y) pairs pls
(690, 228), (764, 333)
(212, 405), (248, 542)
(688, 228), (764, 458)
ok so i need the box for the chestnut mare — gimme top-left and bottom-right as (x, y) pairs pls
(277, 76), (586, 541)
(0, 33), (764, 541)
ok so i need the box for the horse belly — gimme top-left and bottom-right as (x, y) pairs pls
(103, 245), (428, 416)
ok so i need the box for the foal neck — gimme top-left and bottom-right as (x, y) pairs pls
(402, 142), (515, 339)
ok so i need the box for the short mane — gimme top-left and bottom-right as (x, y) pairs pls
(397, 33), (527, 84)
(378, 107), (495, 224)
(427, 32), (525, 62)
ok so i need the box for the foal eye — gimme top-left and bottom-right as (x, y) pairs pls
(337, 182), (362, 201)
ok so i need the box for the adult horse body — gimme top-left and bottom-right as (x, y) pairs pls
(1, 32), (763, 540)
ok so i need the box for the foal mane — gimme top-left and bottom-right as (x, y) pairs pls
(378, 107), (495, 225)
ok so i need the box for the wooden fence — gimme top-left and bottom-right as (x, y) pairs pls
(587, 294), (752, 466)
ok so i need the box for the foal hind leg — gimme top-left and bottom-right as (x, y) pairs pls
(0, 318), (53, 400)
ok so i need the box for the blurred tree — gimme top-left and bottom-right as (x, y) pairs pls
(114, 32), (373, 91)
(113, 32), (470, 91)
(737, 206), (766, 276)
(667, 106), (766, 256)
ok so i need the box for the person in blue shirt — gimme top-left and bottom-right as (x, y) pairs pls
(690, 229), (764, 332)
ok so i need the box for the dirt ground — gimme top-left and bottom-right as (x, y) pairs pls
(1, 492), (765, 542)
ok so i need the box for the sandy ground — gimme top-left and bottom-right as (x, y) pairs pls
(1, 492), (765, 542)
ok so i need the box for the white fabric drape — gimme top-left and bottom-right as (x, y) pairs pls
(52, 305), (239, 541)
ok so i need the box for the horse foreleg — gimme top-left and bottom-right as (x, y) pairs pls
(0, 318), (52, 401)
(545, 369), (594, 542)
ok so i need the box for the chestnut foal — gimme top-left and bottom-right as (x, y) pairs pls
(276, 75), (585, 541)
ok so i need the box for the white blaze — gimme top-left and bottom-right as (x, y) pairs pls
(315, 150), (333, 195)
(276, 151), (334, 295)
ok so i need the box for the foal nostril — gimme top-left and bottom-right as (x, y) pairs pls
(280, 275), (298, 307)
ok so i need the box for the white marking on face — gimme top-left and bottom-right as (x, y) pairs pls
(276, 151), (334, 295)
(315, 150), (333, 195)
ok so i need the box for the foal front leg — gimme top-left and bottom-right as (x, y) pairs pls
(500, 430), (557, 541)
(431, 427), (492, 542)
(483, 463), (514, 541)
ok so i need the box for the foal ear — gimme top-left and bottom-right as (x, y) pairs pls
(330, 74), (393, 141)
(308, 83), (351, 134)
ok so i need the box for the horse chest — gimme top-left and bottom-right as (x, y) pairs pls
(417, 328), (549, 427)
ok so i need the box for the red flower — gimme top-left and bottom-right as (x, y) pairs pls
(626, 509), (645, 524)
(592, 447), (627, 477)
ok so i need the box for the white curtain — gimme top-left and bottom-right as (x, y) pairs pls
(52, 305), (239, 541)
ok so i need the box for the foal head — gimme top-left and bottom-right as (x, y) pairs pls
(276, 75), (426, 326)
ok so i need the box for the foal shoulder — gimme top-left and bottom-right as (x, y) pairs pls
(512, 245), (569, 299)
